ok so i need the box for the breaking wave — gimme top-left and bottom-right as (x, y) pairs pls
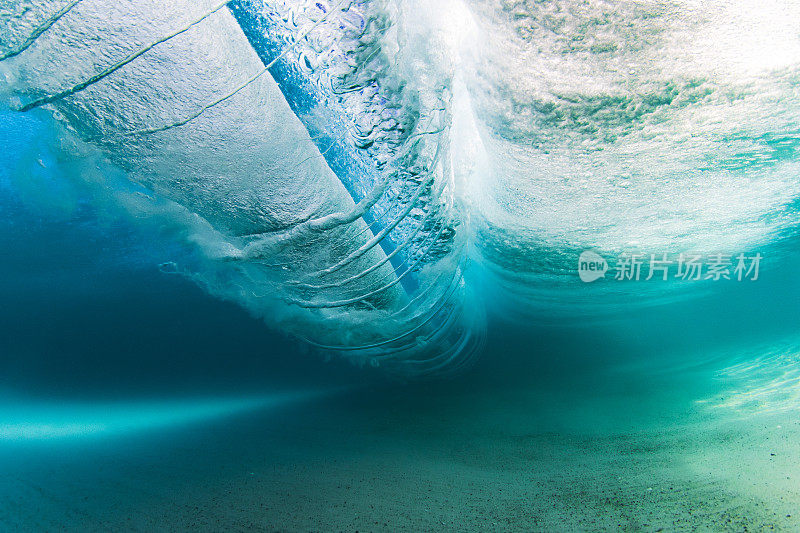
(1, 0), (799, 375)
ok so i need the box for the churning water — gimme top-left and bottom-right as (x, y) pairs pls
(1, 1), (799, 530)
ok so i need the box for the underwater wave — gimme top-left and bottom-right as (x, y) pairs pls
(1, 0), (799, 374)
(0, 0), (484, 375)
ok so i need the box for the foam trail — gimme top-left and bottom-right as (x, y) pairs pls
(0, 0), (83, 61)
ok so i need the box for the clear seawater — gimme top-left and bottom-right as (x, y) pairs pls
(1, 1), (800, 530)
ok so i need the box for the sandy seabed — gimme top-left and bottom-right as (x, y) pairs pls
(2, 363), (798, 533)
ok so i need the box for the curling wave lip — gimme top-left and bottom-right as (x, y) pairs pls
(0, 0), (484, 375)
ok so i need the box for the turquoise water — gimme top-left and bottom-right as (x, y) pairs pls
(1, 1), (800, 530)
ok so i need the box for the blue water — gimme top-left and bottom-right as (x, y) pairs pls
(1, 1), (800, 530)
